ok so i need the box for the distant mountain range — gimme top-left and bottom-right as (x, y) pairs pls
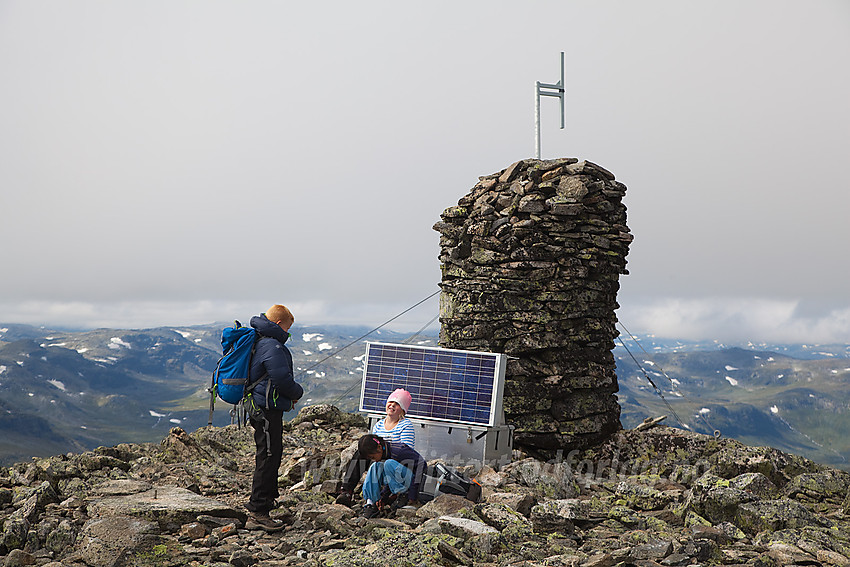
(1, 322), (848, 469)
(614, 336), (850, 469)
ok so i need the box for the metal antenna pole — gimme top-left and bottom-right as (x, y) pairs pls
(535, 51), (565, 159)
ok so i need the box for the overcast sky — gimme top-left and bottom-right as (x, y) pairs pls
(1, 1), (848, 344)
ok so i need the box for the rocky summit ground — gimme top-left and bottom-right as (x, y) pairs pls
(3, 405), (850, 567)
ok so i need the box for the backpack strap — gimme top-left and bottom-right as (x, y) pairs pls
(243, 333), (266, 395)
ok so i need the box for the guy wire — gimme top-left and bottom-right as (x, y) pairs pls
(617, 321), (720, 438)
(295, 289), (441, 408)
(402, 313), (441, 345)
(616, 334), (686, 428)
(324, 312), (442, 409)
(294, 289), (440, 382)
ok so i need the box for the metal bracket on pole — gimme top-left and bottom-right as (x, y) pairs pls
(535, 51), (565, 159)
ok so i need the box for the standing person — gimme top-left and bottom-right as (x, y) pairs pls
(244, 304), (303, 531)
(356, 433), (426, 519)
(336, 389), (414, 506)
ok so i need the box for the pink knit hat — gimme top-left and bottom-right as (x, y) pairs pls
(387, 388), (412, 413)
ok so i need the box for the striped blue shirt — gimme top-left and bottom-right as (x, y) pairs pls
(372, 417), (415, 449)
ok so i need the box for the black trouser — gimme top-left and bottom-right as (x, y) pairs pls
(341, 449), (370, 493)
(247, 408), (283, 514)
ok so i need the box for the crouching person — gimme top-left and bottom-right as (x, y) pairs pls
(357, 433), (426, 519)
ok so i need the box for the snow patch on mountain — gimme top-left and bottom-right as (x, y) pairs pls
(109, 337), (131, 350)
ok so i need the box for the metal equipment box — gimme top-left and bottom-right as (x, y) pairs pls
(366, 415), (513, 469)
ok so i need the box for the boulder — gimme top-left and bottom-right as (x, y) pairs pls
(75, 516), (163, 567)
(87, 485), (245, 531)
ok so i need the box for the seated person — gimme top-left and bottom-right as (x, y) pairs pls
(355, 433), (426, 518)
(372, 388), (414, 447)
(336, 389), (414, 506)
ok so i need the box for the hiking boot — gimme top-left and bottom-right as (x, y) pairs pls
(358, 503), (380, 519)
(390, 492), (409, 511)
(246, 511), (285, 532)
(335, 491), (354, 507)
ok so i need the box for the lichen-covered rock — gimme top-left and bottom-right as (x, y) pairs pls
(473, 502), (533, 534)
(615, 480), (674, 511)
(319, 531), (456, 567)
(729, 472), (780, 499)
(735, 498), (824, 535)
(75, 516), (163, 567)
(530, 499), (577, 534)
(505, 457), (578, 499)
(1, 407), (850, 567)
(708, 443), (820, 487)
(483, 491), (535, 516)
(687, 472), (759, 524)
(784, 468), (850, 504)
(415, 493), (471, 520)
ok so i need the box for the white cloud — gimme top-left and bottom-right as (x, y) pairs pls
(0, 297), (441, 335)
(0, 2), (847, 344)
(618, 297), (850, 344)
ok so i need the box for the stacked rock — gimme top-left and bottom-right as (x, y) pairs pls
(433, 158), (633, 457)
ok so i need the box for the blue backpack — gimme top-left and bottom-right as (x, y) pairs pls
(207, 321), (259, 424)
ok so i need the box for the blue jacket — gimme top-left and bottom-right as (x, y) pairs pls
(248, 314), (303, 411)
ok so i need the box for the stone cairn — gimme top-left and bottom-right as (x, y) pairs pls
(433, 158), (633, 457)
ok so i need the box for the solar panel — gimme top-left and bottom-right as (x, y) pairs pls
(360, 342), (506, 427)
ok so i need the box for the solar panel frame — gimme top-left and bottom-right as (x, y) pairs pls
(359, 342), (507, 427)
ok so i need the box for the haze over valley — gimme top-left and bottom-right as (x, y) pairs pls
(1, 323), (848, 469)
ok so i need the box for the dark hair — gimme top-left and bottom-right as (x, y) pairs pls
(358, 434), (384, 457)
